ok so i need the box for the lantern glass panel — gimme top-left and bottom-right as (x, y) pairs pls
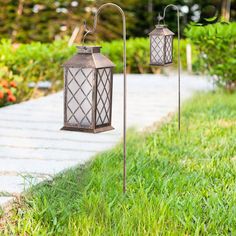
(149, 25), (175, 66)
(65, 67), (94, 128)
(150, 35), (165, 65)
(96, 68), (112, 126)
(165, 35), (173, 64)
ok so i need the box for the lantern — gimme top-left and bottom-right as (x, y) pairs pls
(62, 46), (115, 133)
(149, 25), (175, 66)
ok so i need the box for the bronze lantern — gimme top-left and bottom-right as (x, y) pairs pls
(149, 25), (175, 66)
(62, 46), (115, 133)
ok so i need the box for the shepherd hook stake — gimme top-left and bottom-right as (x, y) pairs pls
(83, 3), (127, 193)
(162, 4), (181, 131)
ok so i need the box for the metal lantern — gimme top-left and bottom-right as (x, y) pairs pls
(62, 46), (115, 133)
(149, 25), (175, 66)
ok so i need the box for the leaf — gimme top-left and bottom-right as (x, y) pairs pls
(204, 16), (218, 22)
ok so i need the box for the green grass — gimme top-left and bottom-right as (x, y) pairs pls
(1, 92), (236, 235)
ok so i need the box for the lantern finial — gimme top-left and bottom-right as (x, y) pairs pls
(157, 13), (164, 25)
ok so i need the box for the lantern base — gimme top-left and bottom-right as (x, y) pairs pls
(60, 125), (114, 133)
(150, 62), (173, 67)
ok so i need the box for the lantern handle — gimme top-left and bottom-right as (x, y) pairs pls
(157, 12), (164, 25)
(82, 3), (127, 194)
(163, 4), (180, 19)
(82, 20), (92, 46)
(161, 4), (181, 131)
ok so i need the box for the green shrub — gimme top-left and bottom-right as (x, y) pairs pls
(0, 39), (76, 106)
(101, 38), (192, 74)
(0, 37), (193, 106)
(186, 22), (236, 91)
(0, 67), (21, 107)
(0, 39), (76, 89)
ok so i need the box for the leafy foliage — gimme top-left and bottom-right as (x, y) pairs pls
(0, 0), (136, 43)
(0, 39), (76, 106)
(0, 0), (87, 43)
(0, 38), (193, 106)
(0, 75), (17, 107)
(186, 22), (236, 91)
(102, 37), (195, 73)
(1, 0), (235, 43)
(0, 65), (29, 108)
(2, 92), (236, 235)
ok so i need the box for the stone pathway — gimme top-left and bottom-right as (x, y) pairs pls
(0, 74), (211, 207)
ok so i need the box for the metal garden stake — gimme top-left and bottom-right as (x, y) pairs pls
(62, 3), (127, 193)
(149, 4), (181, 130)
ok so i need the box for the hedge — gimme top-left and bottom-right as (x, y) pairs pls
(186, 22), (236, 91)
(0, 37), (194, 107)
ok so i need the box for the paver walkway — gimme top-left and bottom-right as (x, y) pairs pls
(0, 74), (211, 207)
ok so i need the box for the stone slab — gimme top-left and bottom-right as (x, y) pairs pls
(0, 197), (13, 207)
(0, 159), (82, 175)
(0, 175), (48, 194)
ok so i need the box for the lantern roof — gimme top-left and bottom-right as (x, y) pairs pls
(63, 46), (115, 68)
(149, 25), (175, 36)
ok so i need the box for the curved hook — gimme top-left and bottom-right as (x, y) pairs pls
(163, 4), (180, 19)
(161, 4), (181, 131)
(82, 7), (100, 45)
(82, 3), (126, 45)
(82, 20), (93, 45)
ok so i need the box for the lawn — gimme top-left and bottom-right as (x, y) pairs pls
(1, 91), (236, 235)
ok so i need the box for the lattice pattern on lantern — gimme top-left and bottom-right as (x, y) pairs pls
(62, 46), (115, 133)
(96, 68), (112, 126)
(149, 25), (175, 66)
(165, 35), (173, 64)
(66, 68), (94, 128)
(150, 35), (165, 65)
